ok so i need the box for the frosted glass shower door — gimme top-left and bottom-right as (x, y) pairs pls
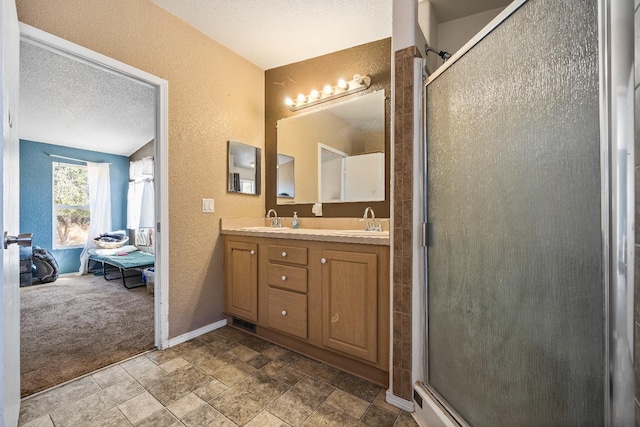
(424, 0), (604, 426)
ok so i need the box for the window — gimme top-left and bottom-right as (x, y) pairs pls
(53, 162), (90, 248)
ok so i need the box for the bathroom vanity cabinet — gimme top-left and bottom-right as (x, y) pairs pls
(223, 232), (389, 385)
(224, 241), (258, 322)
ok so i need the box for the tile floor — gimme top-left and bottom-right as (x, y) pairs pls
(18, 326), (418, 427)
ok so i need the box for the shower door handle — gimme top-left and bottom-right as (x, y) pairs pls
(4, 232), (33, 249)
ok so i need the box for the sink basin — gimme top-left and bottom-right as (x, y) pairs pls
(240, 226), (291, 231)
(332, 230), (389, 237)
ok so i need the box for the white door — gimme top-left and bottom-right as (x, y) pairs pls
(1, 0), (22, 425)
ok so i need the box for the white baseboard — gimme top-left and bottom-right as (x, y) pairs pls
(385, 389), (415, 412)
(167, 318), (227, 347)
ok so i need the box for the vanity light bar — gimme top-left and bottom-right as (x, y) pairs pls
(285, 74), (371, 111)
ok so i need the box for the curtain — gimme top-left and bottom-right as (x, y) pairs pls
(79, 162), (112, 274)
(127, 157), (155, 229)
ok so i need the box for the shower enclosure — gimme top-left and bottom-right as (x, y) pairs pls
(418, 0), (634, 425)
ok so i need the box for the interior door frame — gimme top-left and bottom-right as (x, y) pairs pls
(19, 23), (170, 349)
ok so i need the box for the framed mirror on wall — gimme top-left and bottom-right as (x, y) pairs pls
(264, 38), (391, 218)
(228, 140), (261, 195)
(276, 90), (385, 205)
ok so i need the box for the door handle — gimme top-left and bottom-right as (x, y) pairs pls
(3, 232), (33, 250)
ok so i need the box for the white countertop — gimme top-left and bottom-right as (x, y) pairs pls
(220, 218), (390, 246)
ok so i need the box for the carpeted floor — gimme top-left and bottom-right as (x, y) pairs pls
(20, 273), (154, 397)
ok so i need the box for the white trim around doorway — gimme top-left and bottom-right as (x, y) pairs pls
(19, 23), (170, 349)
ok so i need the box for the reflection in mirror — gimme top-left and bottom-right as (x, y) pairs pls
(277, 154), (295, 201)
(276, 90), (385, 205)
(228, 140), (261, 195)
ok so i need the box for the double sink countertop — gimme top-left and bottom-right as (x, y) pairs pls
(220, 217), (390, 246)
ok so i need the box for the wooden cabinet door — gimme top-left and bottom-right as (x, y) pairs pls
(321, 250), (378, 363)
(225, 241), (258, 322)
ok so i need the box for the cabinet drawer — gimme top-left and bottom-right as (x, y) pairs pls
(268, 245), (307, 265)
(267, 263), (307, 293)
(267, 288), (307, 339)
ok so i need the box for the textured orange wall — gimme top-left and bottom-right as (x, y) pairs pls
(16, 0), (265, 338)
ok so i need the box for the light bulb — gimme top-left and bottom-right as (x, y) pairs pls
(338, 79), (348, 90)
(284, 97), (294, 107)
(353, 74), (363, 85)
(297, 93), (307, 103)
(310, 89), (320, 99)
(323, 85), (334, 95)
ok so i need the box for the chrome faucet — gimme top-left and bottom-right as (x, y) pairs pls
(266, 209), (282, 227)
(362, 207), (380, 231)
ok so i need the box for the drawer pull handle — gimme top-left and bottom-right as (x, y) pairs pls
(250, 250), (255, 255)
(281, 251), (287, 257)
(331, 313), (340, 323)
(321, 258), (327, 264)
(281, 275), (287, 281)
(281, 310), (287, 316)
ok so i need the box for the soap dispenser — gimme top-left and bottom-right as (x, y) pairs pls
(292, 212), (300, 229)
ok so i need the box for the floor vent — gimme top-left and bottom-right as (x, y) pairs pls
(232, 317), (256, 333)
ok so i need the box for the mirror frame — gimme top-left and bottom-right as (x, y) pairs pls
(227, 140), (261, 196)
(264, 38), (391, 217)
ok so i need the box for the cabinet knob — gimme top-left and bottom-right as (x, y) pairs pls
(281, 251), (287, 257)
(281, 275), (287, 281)
(281, 310), (287, 316)
(250, 250), (255, 255)
(321, 258), (327, 264)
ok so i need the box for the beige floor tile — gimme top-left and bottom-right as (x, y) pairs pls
(245, 411), (291, 427)
(292, 377), (335, 407)
(292, 357), (337, 382)
(262, 360), (289, 377)
(121, 356), (167, 387)
(226, 345), (260, 362)
(301, 402), (365, 427)
(92, 365), (133, 389)
(198, 355), (255, 387)
(275, 367), (305, 386)
(361, 405), (397, 427)
(76, 407), (130, 427)
(144, 365), (213, 405)
(207, 415), (240, 427)
(329, 371), (382, 403)
(160, 356), (191, 373)
(193, 379), (228, 401)
(325, 389), (370, 419)
(19, 415), (53, 427)
(262, 346), (289, 360)
(146, 347), (182, 365)
(267, 388), (317, 426)
(19, 376), (101, 425)
(50, 380), (145, 427)
(134, 408), (179, 427)
(373, 390), (400, 415)
(180, 403), (221, 427)
(118, 392), (164, 424)
(166, 392), (206, 419)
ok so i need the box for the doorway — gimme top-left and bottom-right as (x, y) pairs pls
(17, 23), (169, 395)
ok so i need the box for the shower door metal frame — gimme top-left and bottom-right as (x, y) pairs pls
(420, 0), (635, 425)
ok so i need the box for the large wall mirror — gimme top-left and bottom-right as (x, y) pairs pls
(276, 90), (385, 205)
(228, 140), (261, 195)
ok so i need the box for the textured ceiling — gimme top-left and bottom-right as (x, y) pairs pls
(18, 1), (509, 157)
(428, 0), (513, 22)
(19, 41), (155, 157)
(150, 0), (393, 70)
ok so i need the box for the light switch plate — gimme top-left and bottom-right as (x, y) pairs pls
(202, 198), (214, 213)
